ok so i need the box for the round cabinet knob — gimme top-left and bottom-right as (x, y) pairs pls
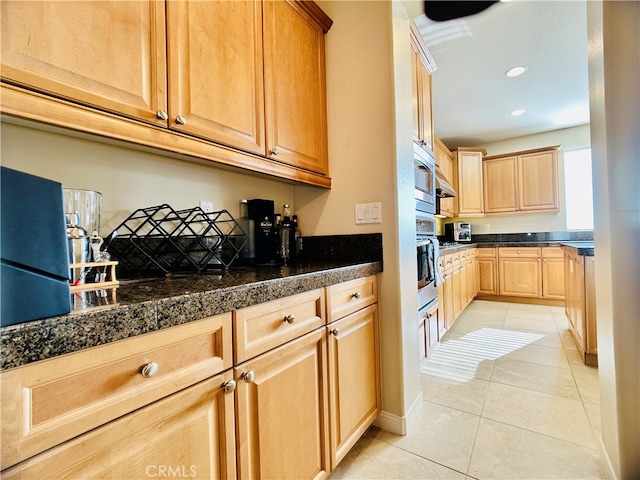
(283, 314), (295, 324)
(271, 147), (278, 156)
(140, 362), (159, 378)
(330, 328), (339, 336)
(241, 371), (255, 383)
(221, 379), (236, 394)
(156, 110), (169, 121)
(351, 292), (361, 299)
(175, 115), (187, 125)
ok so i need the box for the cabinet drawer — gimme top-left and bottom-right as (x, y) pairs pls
(476, 247), (496, 257)
(498, 247), (541, 258)
(542, 246), (564, 258)
(1, 370), (236, 480)
(1, 313), (232, 469)
(234, 288), (325, 363)
(326, 275), (378, 323)
(442, 254), (454, 270)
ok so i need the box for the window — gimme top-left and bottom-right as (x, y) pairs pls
(564, 148), (594, 230)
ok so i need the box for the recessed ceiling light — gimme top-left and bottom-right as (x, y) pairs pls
(510, 109), (526, 116)
(505, 66), (527, 77)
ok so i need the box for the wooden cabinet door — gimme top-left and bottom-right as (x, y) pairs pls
(411, 39), (421, 144)
(263, 0), (329, 175)
(1, 372), (237, 480)
(455, 149), (486, 216)
(518, 150), (559, 212)
(441, 269), (454, 331)
(483, 156), (519, 214)
(418, 310), (428, 365)
(417, 55), (434, 153)
(542, 257), (565, 299)
(477, 257), (498, 295)
(459, 258), (469, 309)
(235, 328), (329, 480)
(499, 257), (542, 297)
(327, 304), (380, 469)
(1, 0), (167, 126)
(1, 313), (232, 470)
(565, 251), (586, 351)
(542, 248), (565, 299)
(166, 0), (266, 155)
(434, 137), (455, 216)
(584, 257), (597, 358)
(452, 266), (462, 320)
(467, 257), (477, 301)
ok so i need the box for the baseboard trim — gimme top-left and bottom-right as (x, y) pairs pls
(599, 436), (617, 479)
(373, 390), (423, 435)
(475, 294), (564, 307)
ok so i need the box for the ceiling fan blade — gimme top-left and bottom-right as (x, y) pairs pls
(423, 1), (498, 21)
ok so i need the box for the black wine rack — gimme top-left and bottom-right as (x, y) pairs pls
(105, 204), (247, 277)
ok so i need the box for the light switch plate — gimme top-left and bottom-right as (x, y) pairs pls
(355, 202), (382, 224)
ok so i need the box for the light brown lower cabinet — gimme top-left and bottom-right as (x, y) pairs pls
(499, 254), (542, 297)
(1, 371), (237, 480)
(564, 248), (597, 365)
(436, 248), (479, 339)
(327, 303), (380, 469)
(497, 247), (565, 300)
(452, 258), (463, 320)
(0, 313), (232, 471)
(1, 276), (380, 480)
(476, 248), (498, 295)
(418, 297), (439, 365)
(235, 328), (330, 480)
(542, 247), (565, 299)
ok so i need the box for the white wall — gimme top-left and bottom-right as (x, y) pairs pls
(0, 122), (295, 235)
(447, 124), (591, 235)
(587, 2), (640, 478)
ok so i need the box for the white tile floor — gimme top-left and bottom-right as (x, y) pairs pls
(329, 300), (605, 480)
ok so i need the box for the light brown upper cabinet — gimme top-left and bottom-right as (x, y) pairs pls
(452, 147), (487, 216)
(168, 0), (332, 174)
(483, 146), (560, 215)
(410, 23), (436, 155)
(1, 0), (333, 184)
(263, 0), (331, 174)
(0, 0), (168, 127)
(434, 136), (456, 217)
(166, 0), (266, 155)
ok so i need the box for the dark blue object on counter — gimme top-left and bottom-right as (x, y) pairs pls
(1, 167), (71, 326)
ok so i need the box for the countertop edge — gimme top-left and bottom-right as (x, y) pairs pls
(1, 261), (383, 371)
(441, 241), (594, 256)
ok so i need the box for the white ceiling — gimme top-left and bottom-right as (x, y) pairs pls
(413, 0), (590, 148)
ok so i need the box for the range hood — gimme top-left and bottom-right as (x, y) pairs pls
(436, 165), (456, 198)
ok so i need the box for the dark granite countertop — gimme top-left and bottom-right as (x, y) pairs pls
(441, 241), (594, 256)
(557, 241), (595, 256)
(1, 259), (383, 371)
(438, 243), (477, 254)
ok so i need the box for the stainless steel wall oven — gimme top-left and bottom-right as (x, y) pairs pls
(416, 211), (439, 312)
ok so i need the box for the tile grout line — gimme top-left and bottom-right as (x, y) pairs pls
(464, 301), (506, 478)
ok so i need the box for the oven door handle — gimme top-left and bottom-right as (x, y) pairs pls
(417, 240), (431, 248)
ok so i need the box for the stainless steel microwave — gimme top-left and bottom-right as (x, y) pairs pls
(414, 144), (436, 215)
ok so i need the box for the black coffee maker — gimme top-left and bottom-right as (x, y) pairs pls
(247, 199), (276, 264)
